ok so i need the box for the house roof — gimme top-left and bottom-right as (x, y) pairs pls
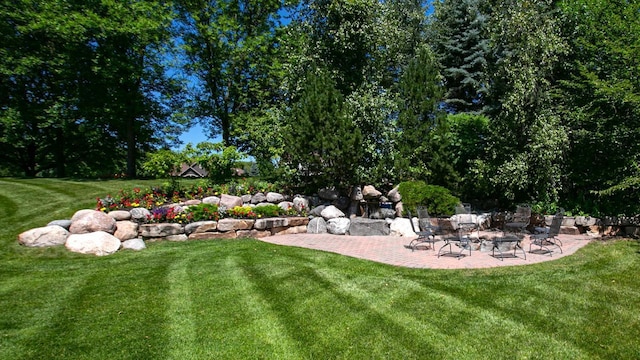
(173, 163), (208, 178)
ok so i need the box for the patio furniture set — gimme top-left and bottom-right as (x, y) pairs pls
(406, 204), (564, 260)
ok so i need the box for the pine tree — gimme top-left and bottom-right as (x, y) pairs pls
(396, 46), (458, 188)
(430, 0), (490, 113)
(284, 69), (362, 192)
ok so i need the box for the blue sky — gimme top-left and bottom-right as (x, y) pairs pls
(176, 123), (213, 149)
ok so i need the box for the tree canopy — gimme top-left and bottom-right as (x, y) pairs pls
(2, 0), (640, 215)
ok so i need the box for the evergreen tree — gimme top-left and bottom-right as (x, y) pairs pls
(396, 46), (458, 188)
(430, 0), (490, 113)
(284, 69), (362, 192)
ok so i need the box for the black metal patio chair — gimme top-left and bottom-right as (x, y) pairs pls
(405, 206), (440, 251)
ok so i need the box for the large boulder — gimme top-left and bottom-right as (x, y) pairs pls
(320, 205), (345, 220)
(18, 225), (69, 247)
(307, 217), (327, 234)
(327, 218), (351, 235)
(70, 209), (96, 222)
(65, 231), (121, 256)
(390, 218), (416, 237)
(220, 194), (243, 209)
(69, 210), (116, 234)
(349, 218), (390, 236)
(114, 221), (139, 241)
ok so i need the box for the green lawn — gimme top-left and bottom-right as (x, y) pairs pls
(1, 178), (639, 359)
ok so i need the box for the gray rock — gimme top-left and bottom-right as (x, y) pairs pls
(266, 192), (285, 203)
(387, 186), (402, 202)
(327, 218), (351, 235)
(242, 194), (252, 203)
(139, 223), (184, 238)
(47, 219), (72, 230)
(220, 194), (243, 209)
(18, 225), (69, 247)
(309, 205), (327, 217)
(318, 187), (339, 201)
(320, 205), (345, 220)
(130, 207), (151, 223)
(181, 199), (201, 206)
(121, 238), (146, 251)
(107, 210), (131, 221)
(114, 221), (139, 241)
(69, 210), (117, 234)
(307, 217), (327, 234)
(202, 196), (221, 205)
(348, 218), (390, 236)
(65, 231), (121, 256)
(251, 192), (267, 204)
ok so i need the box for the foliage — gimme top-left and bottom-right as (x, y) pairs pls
(175, 0), (284, 147)
(141, 149), (186, 179)
(252, 204), (282, 218)
(184, 142), (246, 184)
(395, 45), (458, 188)
(0, 0), (185, 178)
(446, 113), (492, 202)
(184, 203), (221, 222)
(556, 0), (640, 216)
(430, 0), (490, 113)
(484, 0), (569, 206)
(397, 180), (460, 216)
(283, 68), (362, 192)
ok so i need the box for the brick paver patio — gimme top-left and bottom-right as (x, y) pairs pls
(259, 232), (594, 269)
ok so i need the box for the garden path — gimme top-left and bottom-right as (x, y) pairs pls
(259, 232), (595, 269)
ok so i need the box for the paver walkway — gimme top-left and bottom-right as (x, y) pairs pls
(259, 232), (595, 269)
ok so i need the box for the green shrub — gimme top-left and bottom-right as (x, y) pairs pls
(184, 203), (220, 222)
(253, 204), (282, 218)
(398, 180), (460, 216)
